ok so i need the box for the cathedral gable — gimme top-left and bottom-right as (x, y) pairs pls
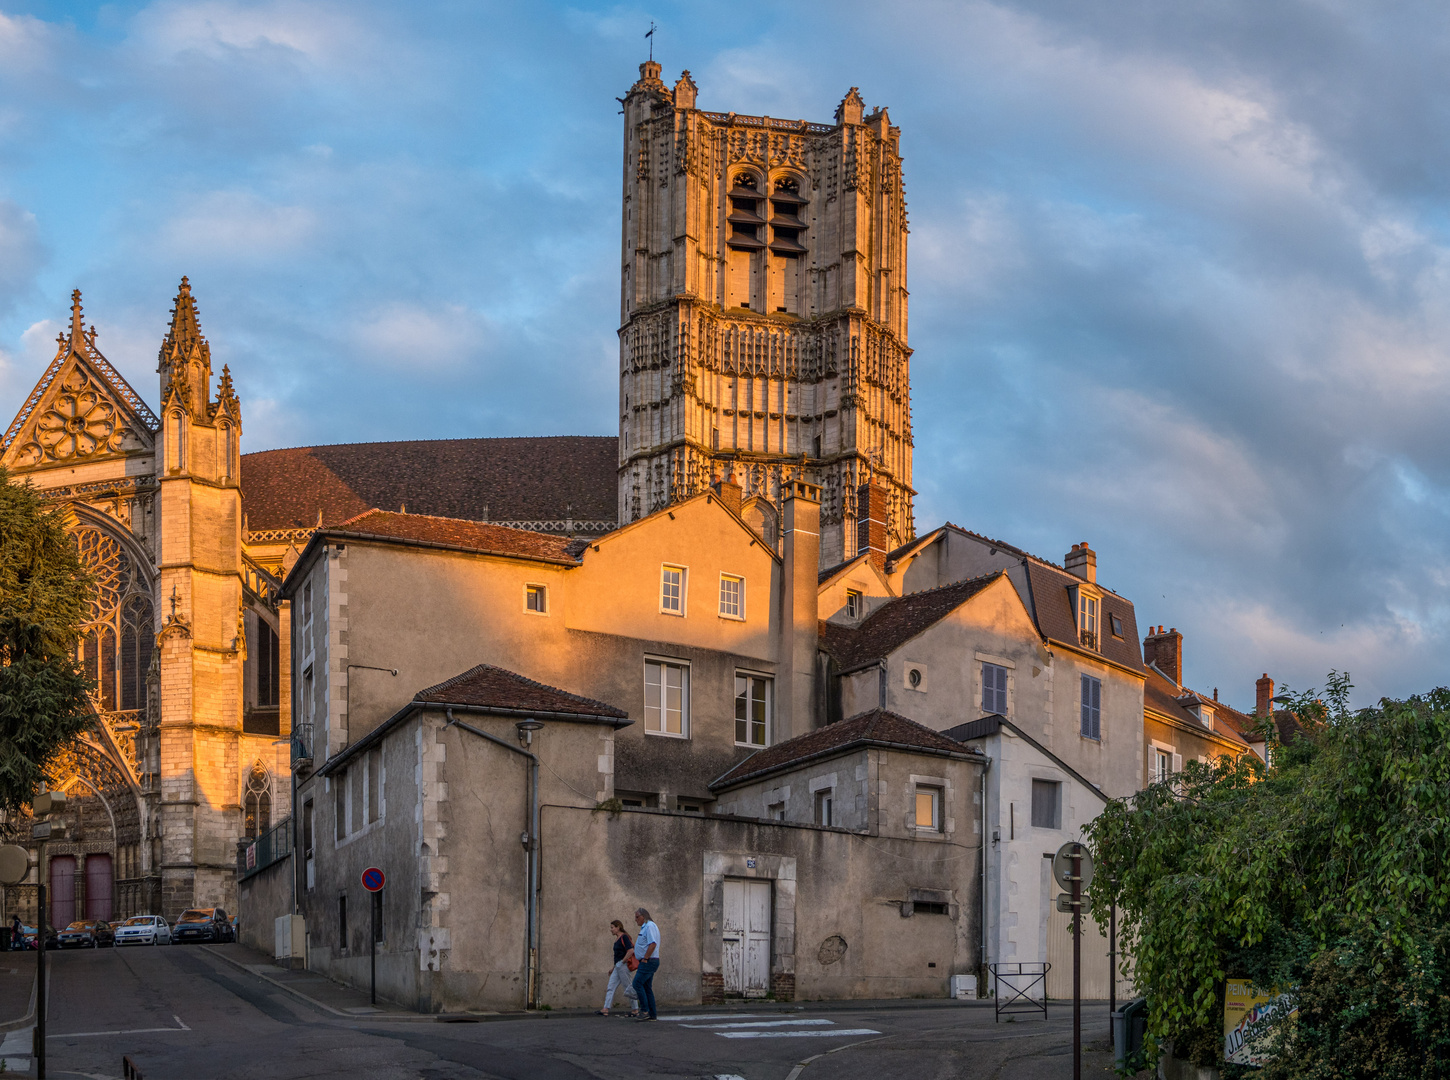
(2, 294), (159, 473)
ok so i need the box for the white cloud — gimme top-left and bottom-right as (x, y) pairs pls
(350, 303), (489, 372)
(158, 191), (316, 261)
(127, 0), (362, 63)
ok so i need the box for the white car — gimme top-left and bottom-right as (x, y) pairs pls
(114, 915), (172, 946)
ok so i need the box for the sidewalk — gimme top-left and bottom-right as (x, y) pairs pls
(206, 943), (434, 1021)
(0, 954), (35, 1029)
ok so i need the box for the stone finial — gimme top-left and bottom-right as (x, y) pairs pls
(836, 87), (864, 126)
(673, 70), (697, 109)
(69, 290), (85, 353)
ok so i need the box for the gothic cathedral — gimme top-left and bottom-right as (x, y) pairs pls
(1, 283), (286, 921)
(618, 62), (915, 564)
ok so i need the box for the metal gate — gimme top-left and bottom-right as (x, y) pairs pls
(722, 879), (771, 997)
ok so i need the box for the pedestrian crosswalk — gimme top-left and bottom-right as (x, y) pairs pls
(664, 1014), (880, 1040)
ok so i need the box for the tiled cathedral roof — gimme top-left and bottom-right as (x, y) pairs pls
(241, 435), (618, 532)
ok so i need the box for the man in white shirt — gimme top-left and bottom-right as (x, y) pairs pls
(631, 907), (660, 1021)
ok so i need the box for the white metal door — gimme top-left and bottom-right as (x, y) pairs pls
(722, 879), (772, 997)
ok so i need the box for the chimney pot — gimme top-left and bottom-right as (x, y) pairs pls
(1064, 541), (1097, 583)
(1143, 625), (1184, 686)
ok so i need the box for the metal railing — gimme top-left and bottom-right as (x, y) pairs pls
(990, 962), (1050, 1021)
(238, 817), (292, 880)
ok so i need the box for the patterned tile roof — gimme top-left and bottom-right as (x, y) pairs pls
(241, 435), (618, 532)
(818, 573), (1005, 670)
(1143, 667), (1251, 748)
(711, 708), (981, 790)
(327, 508), (580, 564)
(415, 663), (628, 719)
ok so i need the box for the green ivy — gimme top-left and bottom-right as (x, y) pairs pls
(1086, 676), (1450, 1078)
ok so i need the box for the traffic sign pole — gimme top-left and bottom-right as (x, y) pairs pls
(361, 868), (385, 1007)
(1072, 846), (1081, 1080)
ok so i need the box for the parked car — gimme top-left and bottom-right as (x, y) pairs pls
(57, 920), (114, 949)
(172, 908), (235, 944)
(114, 915), (172, 947)
(15, 924), (60, 950)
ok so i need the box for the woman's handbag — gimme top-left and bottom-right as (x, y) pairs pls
(625, 952), (639, 972)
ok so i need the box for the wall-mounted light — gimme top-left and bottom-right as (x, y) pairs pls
(516, 719), (544, 747)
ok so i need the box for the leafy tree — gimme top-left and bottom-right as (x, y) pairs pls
(1086, 675), (1450, 1079)
(0, 466), (94, 811)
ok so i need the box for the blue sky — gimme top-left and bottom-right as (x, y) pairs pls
(3, 1), (1449, 708)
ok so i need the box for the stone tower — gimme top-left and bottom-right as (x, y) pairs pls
(617, 62), (914, 564)
(153, 278), (249, 913)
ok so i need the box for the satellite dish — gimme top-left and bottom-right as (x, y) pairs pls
(1052, 841), (1094, 894)
(0, 846), (30, 886)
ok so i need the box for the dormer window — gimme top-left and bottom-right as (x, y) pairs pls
(845, 589), (863, 619)
(727, 173), (766, 251)
(1078, 592), (1098, 650)
(769, 178), (808, 257)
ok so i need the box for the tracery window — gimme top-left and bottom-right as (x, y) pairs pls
(243, 761), (272, 839)
(73, 527), (153, 716)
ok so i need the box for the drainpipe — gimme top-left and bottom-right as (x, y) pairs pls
(979, 754), (991, 988)
(445, 709), (541, 1009)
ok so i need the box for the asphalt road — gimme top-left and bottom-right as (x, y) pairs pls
(36, 947), (1124, 1079)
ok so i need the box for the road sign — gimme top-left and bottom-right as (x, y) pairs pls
(31, 821), (66, 841)
(33, 791), (66, 817)
(0, 846), (28, 886)
(362, 867), (386, 892)
(1056, 893), (1080, 913)
(1052, 842), (1094, 893)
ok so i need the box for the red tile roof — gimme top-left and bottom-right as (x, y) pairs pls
(819, 573), (1004, 671)
(416, 663), (628, 719)
(241, 436), (618, 532)
(711, 708), (981, 790)
(326, 509), (580, 564)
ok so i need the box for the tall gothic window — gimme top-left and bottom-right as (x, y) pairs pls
(73, 527), (153, 717)
(243, 762), (272, 839)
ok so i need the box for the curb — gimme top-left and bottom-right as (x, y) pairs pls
(203, 946), (433, 1022)
(0, 970), (36, 1033)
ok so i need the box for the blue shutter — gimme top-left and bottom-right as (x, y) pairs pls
(1081, 675), (1102, 739)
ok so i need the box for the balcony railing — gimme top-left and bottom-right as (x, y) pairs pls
(238, 817), (292, 880)
(291, 723), (314, 767)
(1079, 629), (1098, 651)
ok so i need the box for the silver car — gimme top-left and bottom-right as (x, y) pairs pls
(114, 915), (172, 946)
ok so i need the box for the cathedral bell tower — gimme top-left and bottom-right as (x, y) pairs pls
(154, 277), (247, 913)
(618, 61), (914, 564)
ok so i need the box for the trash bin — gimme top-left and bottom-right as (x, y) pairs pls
(1113, 997), (1149, 1070)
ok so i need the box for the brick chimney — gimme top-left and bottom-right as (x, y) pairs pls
(1143, 625), (1183, 686)
(712, 472), (742, 518)
(1256, 673), (1274, 717)
(855, 481), (890, 571)
(1064, 542), (1097, 583)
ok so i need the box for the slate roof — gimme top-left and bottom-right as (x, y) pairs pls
(711, 708), (981, 791)
(415, 663), (629, 720)
(241, 435), (618, 532)
(1143, 667), (1251, 748)
(1023, 560), (1145, 672)
(325, 509), (581, 564)
(818, 573), (1004, 671)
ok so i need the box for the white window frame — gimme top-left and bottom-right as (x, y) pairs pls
(718, 573), (745, 620)
(845, 589), (863, 619)
(643, 656), (691, 738)
(1030, 777), (1062, 830)
(734, 671), (772, 748)
(912, 784), (943, 833)
(523, 583), (549, 615)
(660, 564), (687, 616)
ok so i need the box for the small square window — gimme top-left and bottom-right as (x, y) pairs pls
(1031, 779), (1061, 829)
(1109, 613), (1124, 639)
(768, 802), (785, 821)
(660, 566), (685, 615)
(845, 589), (863, 619)
(914, 786), (941, 832)
(982, 662), (1008, 715)
(814, 789), (834, 827)
(719, 574), (744, 619)
(525, 584), (548, 614)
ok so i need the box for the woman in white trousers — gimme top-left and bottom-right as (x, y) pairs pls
(599, 919), (639, 1016)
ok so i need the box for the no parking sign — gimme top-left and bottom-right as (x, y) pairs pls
(362, 866), (385, 892)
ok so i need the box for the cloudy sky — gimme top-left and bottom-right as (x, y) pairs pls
(2, 1), (1447, 708)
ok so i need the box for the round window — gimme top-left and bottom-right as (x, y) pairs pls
(908, 668), (922, 688)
